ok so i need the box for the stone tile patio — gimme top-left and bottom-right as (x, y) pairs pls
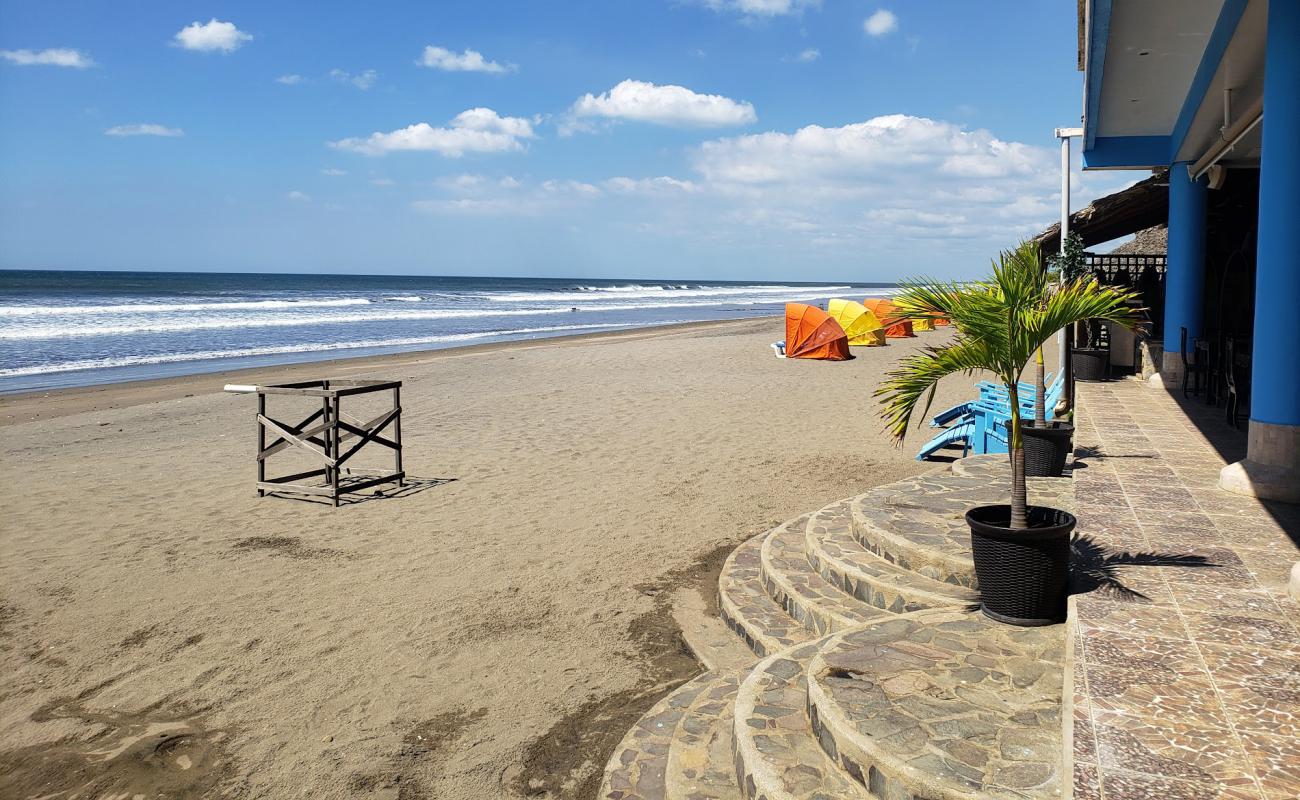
(1070, 381), (1300, 800)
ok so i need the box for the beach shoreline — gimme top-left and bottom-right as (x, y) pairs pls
(0, 317), (763, 427)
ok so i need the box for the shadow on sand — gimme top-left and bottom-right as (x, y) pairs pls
(265, 476), (456, 507)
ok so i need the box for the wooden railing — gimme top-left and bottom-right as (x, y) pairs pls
(1085, 252), (1166, 335)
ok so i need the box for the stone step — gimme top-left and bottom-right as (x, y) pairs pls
(948, 453), (1009, 479)
(665, 672), (743, 800)
(759, 513), (893, 636)
(806, 610), (1065, 800)
(732, 637), (871, 800)
(848, 463), (1074, 590)
(950, 452), (1076, 481)
(718, 519), (816, 658)
(670, 586), (761, 674)
(805, 501), (978, 614)
(600, 674), (710, 800)
(848, 477), (985, 588)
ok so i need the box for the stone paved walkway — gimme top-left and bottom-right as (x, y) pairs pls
(1071, 382), (1300, 800)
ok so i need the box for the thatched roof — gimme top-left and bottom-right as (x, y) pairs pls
(1109, 225), (1168, 255)
(1037, 172), (1169, 254)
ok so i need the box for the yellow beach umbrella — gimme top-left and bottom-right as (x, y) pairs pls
(827, 299), (886, 346)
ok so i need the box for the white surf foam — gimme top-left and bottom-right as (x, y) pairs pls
(488, 284), (853, 303)
(0, 293), (846, 340)
(0, 297), (373, 317)
(0, 321), (683, 378)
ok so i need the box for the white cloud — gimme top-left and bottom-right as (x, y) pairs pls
(276, 74), (304, 85)
(541, 179), (602, 197)
(174, 19), (252, 53)
(415, 176), (610, 216)
(0, 48), (95, 68)
(413, 197), (525, 215)
(795, 48), (820, 62)
(330, 69), (377, 90)
(417, 46), (514, 74)
(104, 124), (184, 137)
(287, 190), (311, 202)
(436, 173), (523, 191)
(702, 0), (819, 17)
(568, 80), (756, 131)
(370, 177), (396, 187)
(438, 173), (487, 190)
(691, 115), (1045, 186)
(321, 168), (347, 176)
(864, 10), (899, 37)
(329, 108), (535, 157)
(676, 113), (1139, 256)
(604, 176), (700, 194)
(399, 112), (1135, 272)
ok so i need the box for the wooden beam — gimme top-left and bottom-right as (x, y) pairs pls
(258, 414), (332, 464)
(335, 408), (401, 467)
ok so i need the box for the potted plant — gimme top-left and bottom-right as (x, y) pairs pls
(1023, 243), (1076, 478)
(876, 241), (1143, 625)
(1021, 346), (1073, 477)
(1071, 318), (1111, 382)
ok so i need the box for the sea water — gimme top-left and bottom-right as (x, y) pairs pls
(0, 270), (895, 392)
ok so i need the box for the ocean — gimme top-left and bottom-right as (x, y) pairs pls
(0, 270), (895, 393)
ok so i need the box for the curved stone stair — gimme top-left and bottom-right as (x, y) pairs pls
(759, 514), (893, 634)
(602, 456), (1071, 800)
(850, 470), (1072, 590)
(601, 674), (711, 799)
(665, 673), (742, 800)
(732, 638), (871, 799)
(805, 499), (979, 614)
(718, 517), (818, 657)
(807, 612), (1063, 800)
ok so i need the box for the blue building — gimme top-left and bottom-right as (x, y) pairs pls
(1081, 0), (1299, 502)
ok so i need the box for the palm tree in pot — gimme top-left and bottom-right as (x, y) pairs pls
(1024, 244), (1076, 477)
(876, 240), (1143, 625)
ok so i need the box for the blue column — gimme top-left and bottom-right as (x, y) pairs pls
(1221, 0), (1300, 503)
(1162, 164), (1208, 351)
(1250, 0), (1300, 429)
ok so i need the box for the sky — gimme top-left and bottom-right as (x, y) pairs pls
(0, 1), (1141, 282)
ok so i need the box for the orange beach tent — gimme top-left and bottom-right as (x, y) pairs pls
(827, 299), (886, 346)
(784, 303), (851, 360)
(862, 298), (915, 338)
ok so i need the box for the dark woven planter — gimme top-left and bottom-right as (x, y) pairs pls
(1020, 421), (1074, 478)
(966, 505), (1075, 626)
(1072, 348), (1109, 382)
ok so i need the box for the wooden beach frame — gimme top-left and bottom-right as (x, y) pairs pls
(225, 379), (404, 506)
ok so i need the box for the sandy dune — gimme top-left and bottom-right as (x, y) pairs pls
(0, 318), (1016, 799)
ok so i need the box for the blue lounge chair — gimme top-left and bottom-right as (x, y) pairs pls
(929, 373), (1061, 428)
(917, 375), (1064, 460)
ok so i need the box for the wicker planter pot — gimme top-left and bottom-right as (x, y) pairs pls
(1020, 421), (1074, 478)
(966, 505), (1075, 626)
(1072, 348), (1109, 382)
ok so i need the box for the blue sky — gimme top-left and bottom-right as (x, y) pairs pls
(0, 1), (1138, 281)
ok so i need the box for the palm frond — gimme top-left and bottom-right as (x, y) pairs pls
(874, 338), (1002, 441)
(874, 239), (1145, 445)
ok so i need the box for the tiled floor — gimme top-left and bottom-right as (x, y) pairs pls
(1070, 381), (1300, 800)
